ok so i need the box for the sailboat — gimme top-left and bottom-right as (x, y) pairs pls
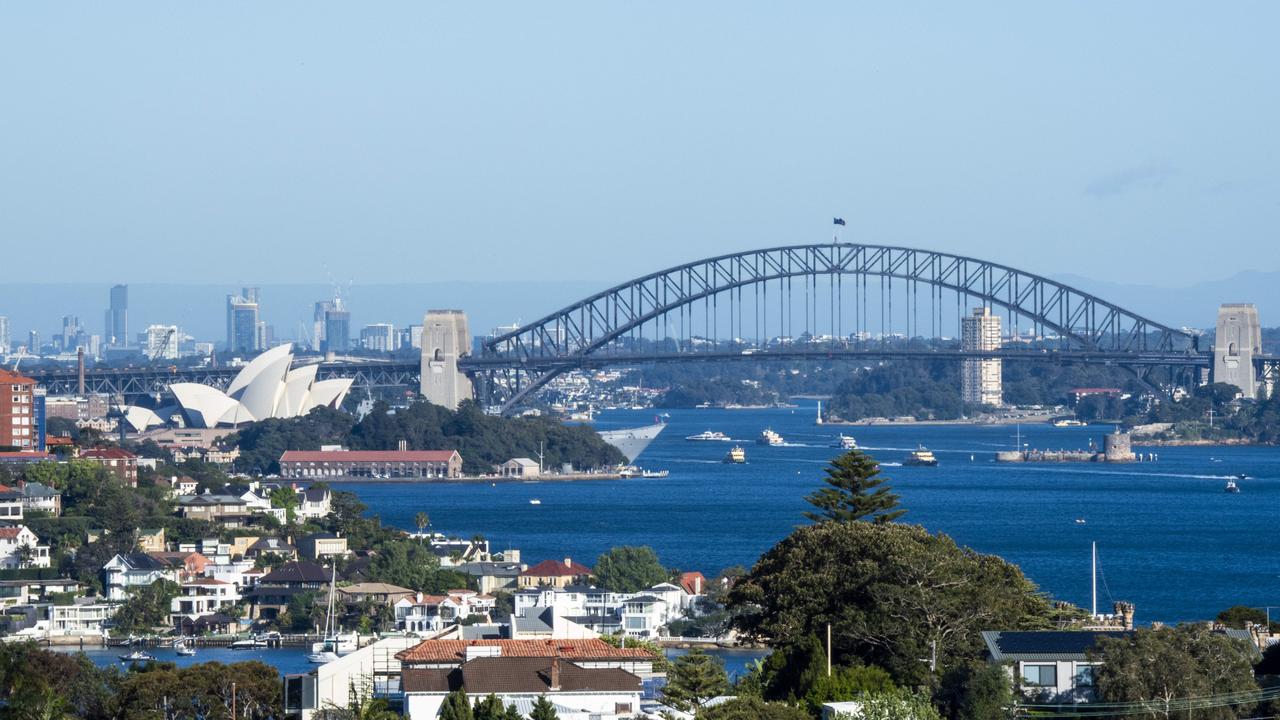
(307, 564), (343, 664)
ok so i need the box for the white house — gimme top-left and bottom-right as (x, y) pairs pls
(19, 483), (61, 516)
(295, 486), (332, 519)
(50, 599), (116, 636)
(0, 526), (50, 569)
(394, 590), (498, 633)
(512, 583), (689, 640)
(170, 577), (241, 627)
(981, 631), (1129, 705)
(102, 553), (180, 601)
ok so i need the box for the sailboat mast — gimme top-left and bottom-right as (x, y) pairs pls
(1091, 542), (1097, 618)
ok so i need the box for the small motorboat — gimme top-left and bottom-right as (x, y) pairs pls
(832, 434), (858, 450)
(904, 446), (939, 467)
(229, 637), (267, 649)
(1075, 518), (1087, 525)
(119, 650), (155, 663)
(1225, 479), (1241, 493)
(724, 446), (746, 464)
(174, 642), (196, 656)
(1236, 473), (1249, 480)
(528, 498), (542, 505)
(641, 469), (669, 478)
(307, 650), (340, 664)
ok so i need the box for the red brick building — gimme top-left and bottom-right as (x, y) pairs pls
(0, 370), (38, 452)
(79, 447), (139, 487)
(278, 449), (463, 479)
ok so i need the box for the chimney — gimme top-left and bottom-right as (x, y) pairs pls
(550, 651), (561, 691)
(77, 348), (86, 395)
(563, 558), (572, 568)
(398, 439), (408, 452)
(695, 575), (702, 595)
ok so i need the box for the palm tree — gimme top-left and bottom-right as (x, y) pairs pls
(414, 512), (430, 540)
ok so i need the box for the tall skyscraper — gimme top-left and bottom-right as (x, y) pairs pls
(59, 315), (84, 353)
(961, 306), (1003, 407)
(0, 316), (9, 354)
(312, 300), (333, 351)
(322, 298), (351, 353)
(226, 288), (261, 354)
(105, 284), (128, 347)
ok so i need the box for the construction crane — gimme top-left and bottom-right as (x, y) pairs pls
(9, 346), (27, 372)
(147, 328), (178, 361)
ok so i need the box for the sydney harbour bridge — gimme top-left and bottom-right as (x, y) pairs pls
(32, 243), (1275, 411)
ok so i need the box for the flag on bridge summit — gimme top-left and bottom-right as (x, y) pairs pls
(833, 217), (846, 226)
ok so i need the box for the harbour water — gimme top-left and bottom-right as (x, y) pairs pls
(346, 404), (1278, 624)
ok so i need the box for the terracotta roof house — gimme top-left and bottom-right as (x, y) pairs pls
(398, 639), (648, 720)
(78, 447), (139, 487)
(518, 558), (588, 589)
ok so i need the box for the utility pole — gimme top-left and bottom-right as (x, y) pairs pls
(231, 681), (236, 719)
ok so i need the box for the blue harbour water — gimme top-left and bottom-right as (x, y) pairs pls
(346, 404), (1278, 624)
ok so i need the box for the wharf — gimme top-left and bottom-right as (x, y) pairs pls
(311, 472), (624, 484)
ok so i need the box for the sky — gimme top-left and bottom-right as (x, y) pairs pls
(2, 2), (1277, 292)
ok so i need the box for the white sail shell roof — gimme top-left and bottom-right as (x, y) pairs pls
(168, 343), (354, 428)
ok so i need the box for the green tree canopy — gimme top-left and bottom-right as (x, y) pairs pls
(365, 538), (469, 592)
(935, 660), (1014, 720)
(1215, 605), (1276, 632)
(592, 546), (669, 593)
(728, 521), (1058, 688)
(439, 688), (473, 720)
(112, 579), (181, 635)
(1091, 625), (1259, 720)
(803, 450), (905, 524)
(529, 695), (559, 720)
(697, 696), (810, 720)
(660, 649), (730, 712)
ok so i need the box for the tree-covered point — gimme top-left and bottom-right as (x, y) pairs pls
(592, 545), (670, 593)
(228, 400), (626, 475)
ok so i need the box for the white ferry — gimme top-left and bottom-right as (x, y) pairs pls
(685, 430), (732, 442)
(904, 446), (939, 466)
(832, 434), (858, 450)
(757, 428), (784, 446)
(724, 446), (746, 464)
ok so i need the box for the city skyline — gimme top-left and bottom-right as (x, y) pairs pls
(2, 3), (1278, 289)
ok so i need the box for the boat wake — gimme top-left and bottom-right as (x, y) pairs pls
(996, 466), (1248, 482)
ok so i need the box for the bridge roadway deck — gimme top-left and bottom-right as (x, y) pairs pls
(27, 349), (1273, 398)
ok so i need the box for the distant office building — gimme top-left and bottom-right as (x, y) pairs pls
(360, 324), (398, 353)
(59, 316), (84, 353)
(961, 307), (1002, 407)
(27, 332), (39, 355)
(408, 324), (423, 350)
(0, 316), (9, 354)
(0, 369), (43, 452)
(144, 325), (181, 360)
(105, 284), (128, 347)
(322, 300), (351, 354)
(226, 288), (261, 354)
(312, 301), (333, 351)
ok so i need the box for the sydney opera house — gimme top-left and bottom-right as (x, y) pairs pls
(125, 344), (353, 430)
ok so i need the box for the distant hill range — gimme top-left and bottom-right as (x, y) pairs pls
(1053, 271), (1280, 331)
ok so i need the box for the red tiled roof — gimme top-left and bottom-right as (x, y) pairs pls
(80, 447), (138, 460)
(0, 370), (35, 385)
(279, 450), (459, 463)
(0, 527), (27, 539)
(184, 577), (229, 586)
(395, 638), (656, 663)
(521, 559), (581, 577)
(678, 571), (707, 595)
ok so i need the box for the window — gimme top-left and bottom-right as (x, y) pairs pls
(615, 703), (633, 714)
(1074, 664), (1096, 688)
(1022, 664), (1057, 687)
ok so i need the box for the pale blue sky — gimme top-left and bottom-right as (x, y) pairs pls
(2, 2), (1277, 287)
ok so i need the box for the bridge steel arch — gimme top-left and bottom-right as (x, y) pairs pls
(479, 243), (1198, 408)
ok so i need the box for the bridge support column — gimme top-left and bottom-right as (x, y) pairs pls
(1211, 304), (1262, 398)
(421, 310), (474, 410)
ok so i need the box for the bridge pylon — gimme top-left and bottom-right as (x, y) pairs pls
(420, 310), (474, 410)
